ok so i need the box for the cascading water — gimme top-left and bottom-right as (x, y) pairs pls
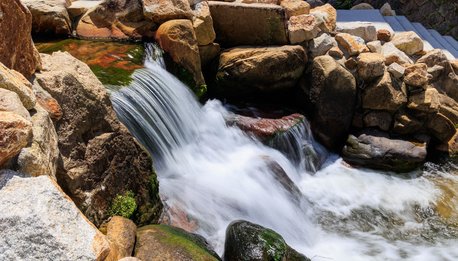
(112, 46), (458, 260)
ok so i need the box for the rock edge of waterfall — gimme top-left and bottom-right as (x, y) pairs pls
(1, 0), (458, 260)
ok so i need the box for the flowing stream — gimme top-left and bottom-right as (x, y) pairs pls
(111, 48), (458, 260)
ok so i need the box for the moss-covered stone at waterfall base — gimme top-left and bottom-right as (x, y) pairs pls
(134, 225), (221, 260)
(224, 220), (310, 261)
(110, 191), (137, 219)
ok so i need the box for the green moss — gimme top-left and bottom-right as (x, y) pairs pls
(110, 191), (137, 219)
(156, 225), (219, 260)
(260, 229), (287, 261)
(90, 65), (134, 86)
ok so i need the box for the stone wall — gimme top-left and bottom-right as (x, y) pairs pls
(328, 0), (458, 39)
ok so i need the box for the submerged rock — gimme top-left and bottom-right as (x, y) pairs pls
(216, 45), (306, 97)
(135, 225), (221, 260)
(0, 0), (42, 78)
(342, 131), (427, 173)
(224, 220), (310, 261)
(0, 171), (112, 260)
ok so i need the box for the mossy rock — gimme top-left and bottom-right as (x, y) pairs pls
(110, 191), (137, 219)
(224, 220), (310, 261)
(135, 225), (221, 261)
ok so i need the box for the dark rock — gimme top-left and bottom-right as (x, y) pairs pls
(362, 71), (407, 112)
(224, 220), (309, 261)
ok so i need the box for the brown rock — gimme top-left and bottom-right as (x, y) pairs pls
(362, 71), (407, 112)
(280, 0), (310, 18)
(452, 60), (458, 74)
(391, 31), (423, 55)
(404, 63), (430, 87)
(0, 89), (30, 120)
(328, 46), (343, 59)
(106, 216), (137, 260)
(0, 0), (41, 78)
(344, 57), (358, 70)
(21, 0), (72, 35)
(143, 0), (193, 24)
(393, 112), (423, 135)
(427, 113), (456, 142)
(209, 1), (288, 46)
(335, 33), (367, 57)
(0, 63), (36, 110)
(363, 111), (392, 131)
(193, 1), (216, 46)
(31, 80), (63, 120)
(438, 94), (458, 125)
(216, 46), (306, 97)
(288, 14), (320, 44)
(156, 19), (205, 86)
(310, 3), (336, 33)
(357, 53), (385, 80)
(407, 87), (440, 112)
(199, 43), (220, 66)
(417, 49), (449, 68)
(382, 42), (413, 65)
(377, 29), (392, 42)
(35, 52), (162, 226)
(0, 111), (32, 166)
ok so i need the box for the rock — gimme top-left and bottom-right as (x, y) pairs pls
(288, 14), (320, 44)
(362, 71), (407, 112)
(227, 113), (306, 141)
(209, 2), (288, 46)
(391, 31), (423, 55)
(382, 42), (413, 65)
(387, 62), (405, 79)
(21, 0), (72, 35)
(199, 43), (220, 66)
(16, 104), (59, 178)
(428, 65), (445, 81)
(106, 216), (137, 260)
(351, 3), (374, 9)
(0, 64), (36, 110)
(0, 89), (30, 120)
(309, 33), (337, 58)
(452, 60), (458, 74)
(393, 111), (423, 135)
(342, 131), (426, 172)
(280, 0), (310, 18)
(135, 225), (221, 260)
(417, 49), (449, 68)
(380, 2), (395, 16)
(32, 80), (63, 120)
(0, 112), (32, 167)
(119, 258), (142, 261)
(306, 0), (323, 8)
(336, 22), (377, 42)
(404, 63), (429, 87)
(67, 0), (102, 18)
(344, 57), (358, 70)
(367, 40), (382, 54)
(363, 111), (392, 131)
(224, 220), (309, 261)
(193, 1), (216, 46)
(335, 33), (367, 57)
(438, 94), (458, 125)
(156, 19), (205, 86)
(377, 29), (392, 42)
(310, 3), (336, 33)
(216, 46), (306, 97)
(76, 0), (152, 41)
(0, 172), (112, 260)
(328, 46), (344, 59)
(427, 113), (457, 142)
(143, 0), (193, 24)
(308, 55), (356, 149)
(357, 53), (385, 80)
(0, 0), (41, 78)
(242, 0), (279, 3)
(35, 52), (162, 226)
(408, 87), (440, 112)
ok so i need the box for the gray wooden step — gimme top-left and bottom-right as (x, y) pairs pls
(383, 16), (405, 32)
(412, 23), (443, 49)
(444, 36), (458, 54)
(428, 29), (457, 59)
(395, 16), (417, 32)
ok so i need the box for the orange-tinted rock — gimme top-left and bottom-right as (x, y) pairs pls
(32, 81), (62, 120)
(0, 111), (32, 166)
(0, 0), (41, 78)
(280, 0), (310, 18)
(143, 0), (193, 24)
(106, 216), (137, 260)
(377, 29), (392, 42)
(335, 33), (367, 57)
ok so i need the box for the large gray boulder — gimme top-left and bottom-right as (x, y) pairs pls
(21, 0), (72, 35)
(342, 131), (427, 173)
(0, 171), (112, 260)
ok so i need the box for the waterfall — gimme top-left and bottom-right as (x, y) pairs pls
(111, 45), (458, 260)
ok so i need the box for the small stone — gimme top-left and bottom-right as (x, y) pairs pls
(310, 3), (336, 33)
(391, 31), (423, 55)
(0, 64), (36, 110)
(280, 0), (311, 18)
(404, 63), (430, 87)
(336, 22), (377, 42)
(427, 65), (445, 81)
(288, 14), (320, 44)
(309, 33), (337, 58)
(105, 216), (137, 260)
(345, 57), (358, 70)
(377, 29), (392, 42)
(335, 33), (367, 57)
(193, 1), (216, 46)
(351, 3), (374, 10)
(364, 111), (392, 131)
(367, 40), (382, 53)
(0, 89), (30, 120)
(382, 42), (413, 65)
(408, 87), (440, 112)
(357, 53), (386, 80)
(380, 2), (396, 16)
(387, 62), (405, 79)
(328, 46), (343, 59)
(417, 49), (449, 68)
(0, 111), (32, 166)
